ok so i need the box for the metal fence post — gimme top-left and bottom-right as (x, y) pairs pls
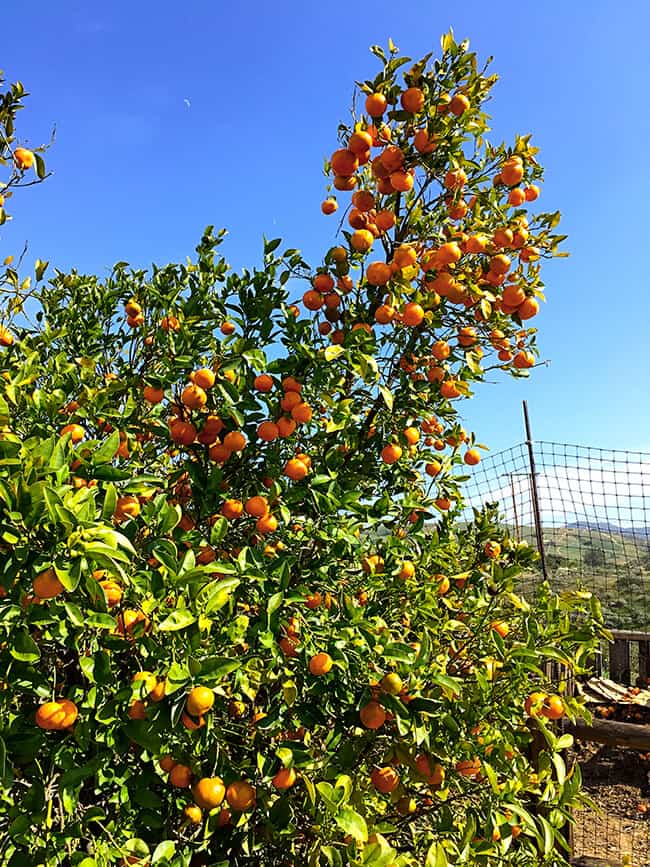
(522, 401), (548, 582)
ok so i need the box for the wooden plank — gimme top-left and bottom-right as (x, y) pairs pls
(571, 858), (623, 867)
(638, 640), (650, 687)
(565, 717), (650, 750)
(609, 638), (631, 684)
(610, 628), (650, 642)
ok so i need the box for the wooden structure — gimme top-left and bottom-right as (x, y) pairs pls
(563, 629), (650, 752)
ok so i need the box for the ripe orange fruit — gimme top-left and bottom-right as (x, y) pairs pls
(501, 158), (524, 186)
(517, 297), (539, 320)
(223, 430), (246, 452)
(381, 443), (402, 464)
(277, 417), (297, 438)
(330, 149), (358, 177)
(33, 568), (64, 599)
(484, 541), (501, 559)
(226, 780), (256, 811)
(191, 368), (216, 390)
(159, 755), (177, 773)
(143, 385), (164, 404)
(416, 755), (445, 786)
(186, 686), (215, 716)
(170, 420), (197, 446)
(305, 592), (322, 609)
(351, 189), (375, 211)
(245, 496), (269, 518)
(221, 498), (243, 520)
(208, 442), (231, 463)
(99, 578), (122, 607)
(362, 554), (384, 574)
(313, 272), (335, 294)
(360, 701), (386, 730)
(184, 804), (203, 824)
(425, 460), (442, 477)
(463, 449), (481, 466)
(309, 652), (333, 676)
(169, 764), (193, 788)
(365, 92), (387, 117)
(403, 427), (419, 445)
(375, 210), (396, 231)
(524, 692), (547, 717)
(444, 169), (467, 190)
(256, 513), (278, 534)
(285, 458), (309, 481)
(14, 147), (35, 170)
(449, 93), (470, 115)
(220, 321), (236, 336)
(525, 184), (540, 201)
(542, 694), (564, 720)
(366, 261), (392, 286)
(401, 87), (424, 113)
(402, 302), (424, 327)
(351, 229), (374, 253)
(455, 758), (481, 778)
(333, 174), (357, 191)
(375, 304), (395, 324)
(181, 384), (207, 410)
(60, 423), (85, 443)
(0, 324), (14, 346)
(253, 374), (274, 392)
(413, 128), (437, 154)
(390, 170), (414, 192)
(321, 198), (338, 215)
(192, 776), (226, 810)
(256, 420), (279, 442)
(114, 495), (140, 523)
(303, 289), (324, 311)
(160, 314), (180, 332)
(291, 402), (313, 423)
(371, 766), (400, 793)
(128, 700), (147, 720)
(272, 767), (297, 790)
(35, 699), (78, 730)
(349, 131), (373, 155)
(508, 188), (526, 207)
(513, 350), (534, 369)
(279, 636), (299, 658)
(393, 244), (417, 269)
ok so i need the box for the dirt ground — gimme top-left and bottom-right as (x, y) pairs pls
(571, 742), (650, 866)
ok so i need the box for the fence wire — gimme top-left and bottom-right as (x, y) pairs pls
(461, 441), (650, 632)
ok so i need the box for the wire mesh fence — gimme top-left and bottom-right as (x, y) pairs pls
(461, 434), (650, 863)
(461, 440), (650, 632)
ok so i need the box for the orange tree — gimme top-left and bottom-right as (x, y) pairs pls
(0, 34), (606, 867)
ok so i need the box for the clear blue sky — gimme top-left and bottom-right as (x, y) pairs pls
(2, 0), (650, 455)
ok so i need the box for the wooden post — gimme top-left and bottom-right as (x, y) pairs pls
(565, 717), (650, 750)
(608, 638), (631, 684)
(638, 639), (650, 687)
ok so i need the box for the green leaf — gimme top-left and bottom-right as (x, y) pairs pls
(34, 152), (47, 179)
(93, 431), (121, 464)
(152, 840), (176, 863)
(10, 629), (40, 662)
(196, 577), (239, 615)
(157, 609), (196, 632)
(324, 345), (345, 362)
(378, 384), (393, 410)
(425, 842), (448, 867)
(335, 807), (368, 843)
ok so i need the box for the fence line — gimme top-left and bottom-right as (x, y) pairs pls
(461, 439), (650, 632)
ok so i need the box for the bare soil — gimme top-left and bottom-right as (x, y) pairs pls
(571, 742), (650, 866)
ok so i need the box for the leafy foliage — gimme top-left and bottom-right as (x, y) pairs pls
(0, 33), (604, 867)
